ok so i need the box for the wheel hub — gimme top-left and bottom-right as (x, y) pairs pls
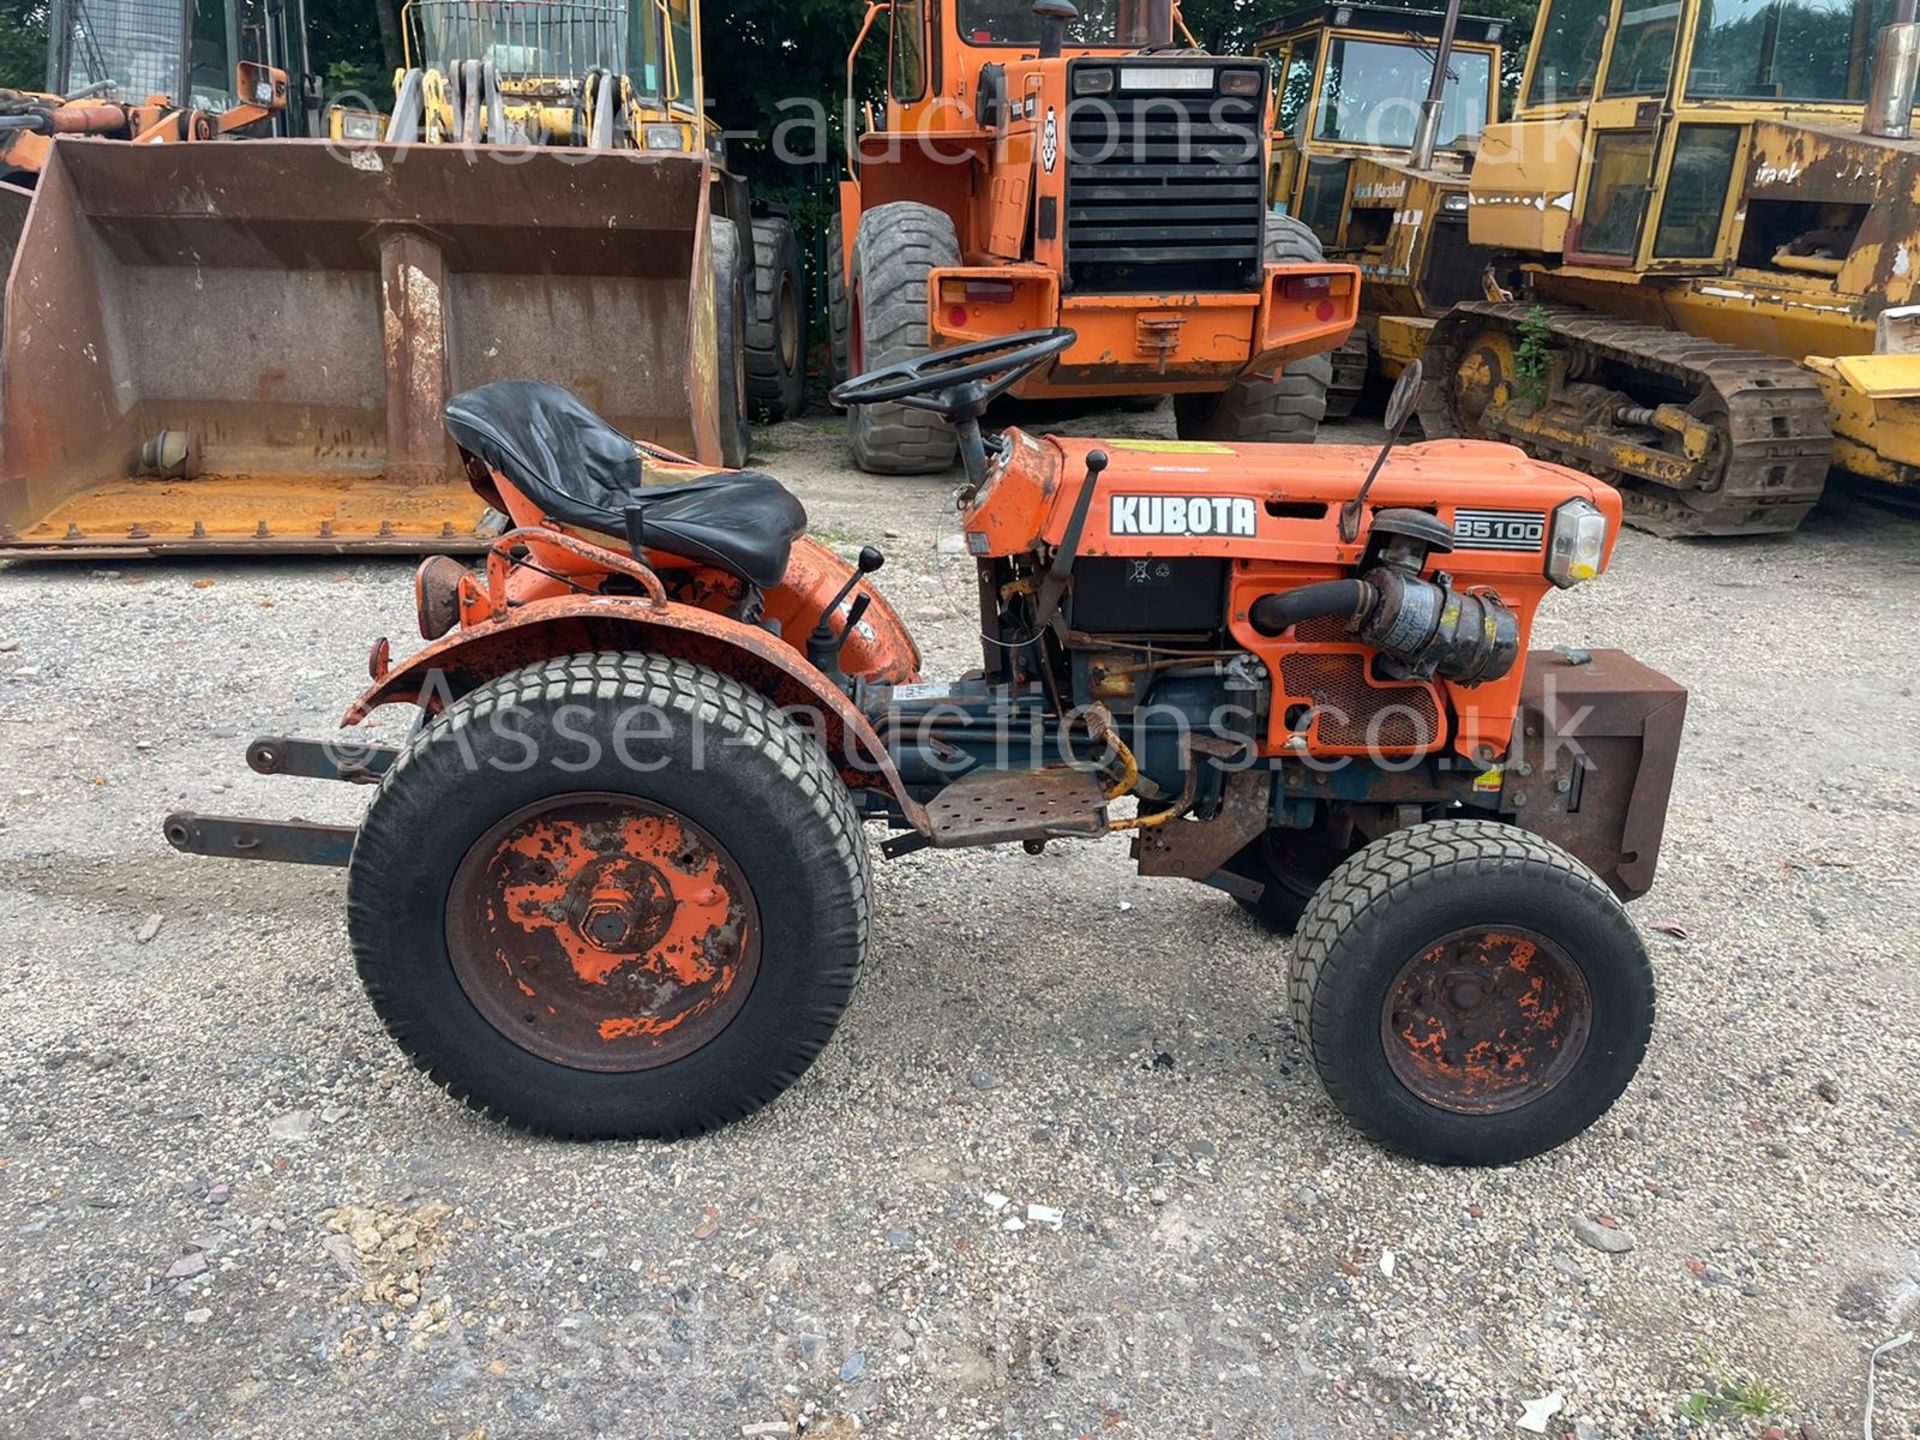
(1380, 926), (1591, 1114)
(446, 795), (760, 1072)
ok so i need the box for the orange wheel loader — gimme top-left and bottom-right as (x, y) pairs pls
(828, 0), (1363, 473)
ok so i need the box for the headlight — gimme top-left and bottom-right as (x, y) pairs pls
(643, 123), (685, 149)
(1074, 67), (1114, 96)
(338, 110), (382, 142)
(1442, 191), (1469, 213)
(1220, 69), (1263, 96)
(1546, 498), (1608, 587)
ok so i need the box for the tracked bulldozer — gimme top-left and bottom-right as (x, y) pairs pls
(0, 0), (787, 558)
(1421, 0), (1920, 537)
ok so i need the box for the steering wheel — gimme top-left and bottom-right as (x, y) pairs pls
(829, 327), (1077, 419)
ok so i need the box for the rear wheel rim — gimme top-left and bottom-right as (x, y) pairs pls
(778, 274), (800, 373)
(445, 793), (760, 1072)
(1379, 926), (1591, 1114)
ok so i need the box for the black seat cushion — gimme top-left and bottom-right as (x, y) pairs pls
(443, 380), (807, 589)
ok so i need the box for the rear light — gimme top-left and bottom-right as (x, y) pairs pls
(938, 278), (1017, 305)
(1282, 272), (1353, 301)
(1546, 499), (1608, 587)
(1220, 70), (1262, 96)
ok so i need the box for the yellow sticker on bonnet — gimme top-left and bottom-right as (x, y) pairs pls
(1103, 439), (1236, 455)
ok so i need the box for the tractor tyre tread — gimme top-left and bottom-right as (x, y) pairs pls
(1288, 819), (1653, 1165)
(746, 215), (807, 422)
(348, 651), (870, 1140)
(827, 210), (851, 389)
(848, 202), (960, 474)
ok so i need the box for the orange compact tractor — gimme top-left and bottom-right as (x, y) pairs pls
(166, 332), (1686, 1165)
(831, 0), (1359, 472)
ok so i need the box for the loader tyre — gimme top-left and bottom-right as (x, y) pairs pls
(827, 209), (851, 389)
(346, 652), (871, 1140)
(1289, 820), (1653, 1165)
(746, 214), (807, 422)
(711, 219), (753, 468)
(848, 201), (960, 474)
(1173, 212), (1331, 444)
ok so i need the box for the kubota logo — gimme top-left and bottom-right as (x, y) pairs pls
(1110, 495), (1257, 537)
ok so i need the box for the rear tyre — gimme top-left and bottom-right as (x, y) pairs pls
(827, 209), (851, 390)
(746, 215), (807, 423)
(346, 652), (870, 1139)
(1173, 213), (1332, 444)
(848, 201), (960, 474)
(710, 219), (753, 468)
(1289, 820), (1654, 1165)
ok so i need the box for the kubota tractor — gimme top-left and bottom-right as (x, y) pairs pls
(1255, 2), (1511, 413)
(165, 330), (1687, 1166)
(1422, 0), (1920, 536)
(829, 0), (1360, 473)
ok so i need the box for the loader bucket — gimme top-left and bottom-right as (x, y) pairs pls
(0, 181), (29, 304)
(0, 139), (723, 557)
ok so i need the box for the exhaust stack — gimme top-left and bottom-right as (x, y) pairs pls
(1864, 15), (1920, 139)
(1410, 0), (1465, 170)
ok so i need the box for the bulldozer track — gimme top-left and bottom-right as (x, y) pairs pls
(1422, 301), (1834, 537)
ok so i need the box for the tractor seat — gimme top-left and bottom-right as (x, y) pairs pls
(443, 380), (806, 590)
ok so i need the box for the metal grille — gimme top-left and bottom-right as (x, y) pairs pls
(1063, 72), (1265, 294)
(1279, 651), (1440, 753)
(407, 0), (627, 84)
(1422, 216), (1497, 309)
(53, 0), (185, 100)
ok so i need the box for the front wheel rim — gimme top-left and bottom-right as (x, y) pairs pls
(445, 793), (761, 1072)
(1379, 926), (1592, 1114)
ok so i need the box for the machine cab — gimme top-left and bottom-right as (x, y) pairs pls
(1254, 3), (1505, 245)
(1473, 0), (1920, 279)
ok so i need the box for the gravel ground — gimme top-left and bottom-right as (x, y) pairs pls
(1, 402), (1916, 1440)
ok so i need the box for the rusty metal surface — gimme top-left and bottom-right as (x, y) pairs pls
(920, 766), (1110, 848)
(1423, 302), (1833, 537)
(443, 792), (760, 1071)
(162, 812), (357, 866)
(1506, 648), (1688, 900)
(1381, 925), (1592, 1114)
(0, 139), (717, 555)
(1134, 768), (1271, 881)
(341, 590), (932, 832)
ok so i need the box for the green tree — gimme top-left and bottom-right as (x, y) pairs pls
(1, 0), (50, 92)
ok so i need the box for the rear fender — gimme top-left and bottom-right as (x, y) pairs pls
(344, 593), (926, 821)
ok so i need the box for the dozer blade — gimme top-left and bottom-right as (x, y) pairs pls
(0, 138), (724, 557)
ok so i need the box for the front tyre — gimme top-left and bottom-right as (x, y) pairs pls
(346, 653), (870, 1139)
(848, 201), (961, 474)
(1290, 820), (1654, 1165)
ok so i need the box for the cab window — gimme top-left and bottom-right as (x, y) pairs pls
(1687, 0), (1897, 102)
(891, 0), (927, 100)
(1314, 37), (1492, 147)
(1276, 38), (1320, 140)
(1527, 0), (1613, 104)
(1600, 0), (1680, 97)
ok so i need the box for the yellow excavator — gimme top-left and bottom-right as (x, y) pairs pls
(0, 0), (799, 558)
(1421, 0), (1920, 536)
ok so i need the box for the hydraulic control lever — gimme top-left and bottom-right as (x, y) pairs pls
(807, 545), (885, 682)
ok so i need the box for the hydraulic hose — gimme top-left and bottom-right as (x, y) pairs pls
(1248, 580), (1371, 637)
